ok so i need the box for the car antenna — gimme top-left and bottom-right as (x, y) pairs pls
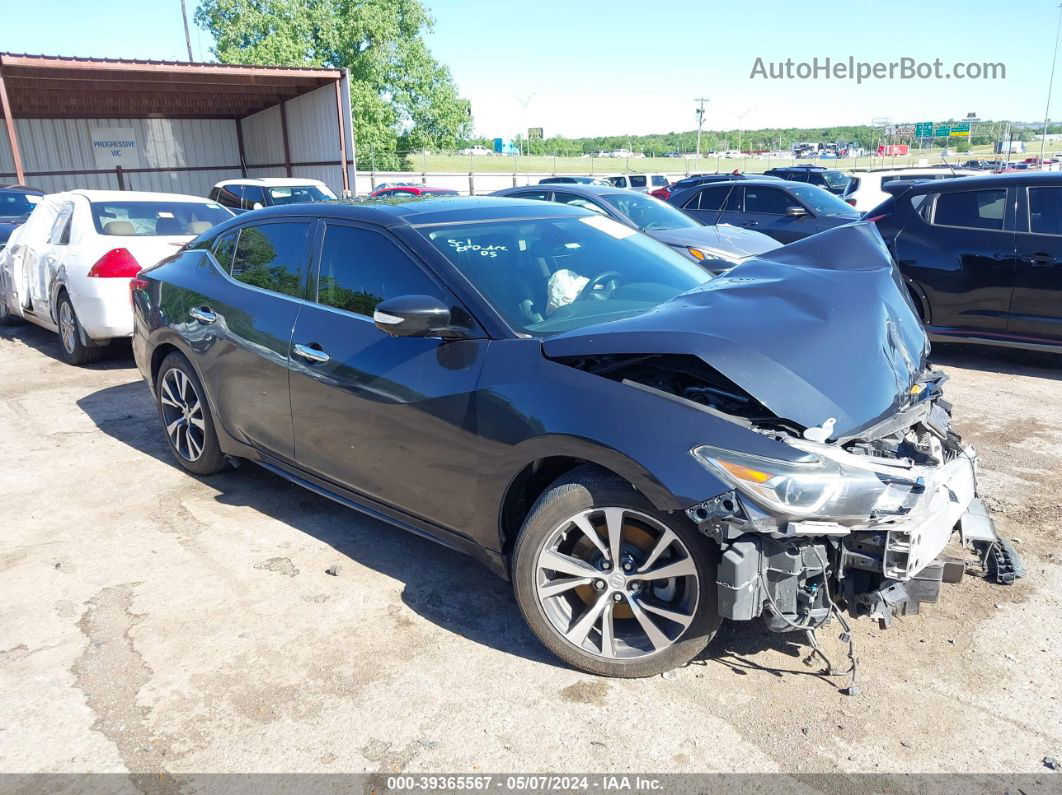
(715, 182), (739, 227)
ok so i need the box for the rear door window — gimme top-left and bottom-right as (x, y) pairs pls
(241, 186), (267, 210)
(511, 190), (551, 201)
(212, 230), (238, 271)
(214, 185), (242, 209)
(690, 185), (741, 211)
(47, 202), (75, 245)
(628, 175), (647, 189)
(932, 189), (1007, 231)
(743, 187), (793, 215)
(553, 192), (609, 214)
(230, 221), (312, 297)
(1028, 187), (1062, 236)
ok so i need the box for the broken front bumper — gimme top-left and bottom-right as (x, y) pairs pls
(699, 447), (1017, 630)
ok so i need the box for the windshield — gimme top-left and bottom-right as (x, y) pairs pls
(788, 184), (859, 217)
(821, 170), (850, 190)
(417, 215), (710, 336)
(601, 192), (699, 231)
(90, 201), (232, 236)
(0, 190), (40, 218)
(267, 185), (337, 204)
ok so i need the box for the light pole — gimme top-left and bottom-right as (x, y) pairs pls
(516, 93), (536, 158)
(694, 97), (709, 158)
(1041, 3), (1062, 164)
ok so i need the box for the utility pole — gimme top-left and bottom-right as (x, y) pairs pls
(180, 0), (194, 61)
(516, 93), (536, 157)
(694, 97), (709, 157)
(1041, 2), (1062, 164)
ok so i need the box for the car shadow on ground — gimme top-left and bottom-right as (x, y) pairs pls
(0, 322), (136, 369)
(77, 379), (837, 679)
(930, 342), (1062, 380)
(76, 380), (560, 670)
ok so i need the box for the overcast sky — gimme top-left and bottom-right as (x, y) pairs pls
(2, 0), (1055, 138)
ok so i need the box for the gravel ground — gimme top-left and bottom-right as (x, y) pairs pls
(1, 322), (1060, 777)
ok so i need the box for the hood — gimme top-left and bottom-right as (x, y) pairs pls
(542, 223), (928, 438)
(650, 224), (781, 259)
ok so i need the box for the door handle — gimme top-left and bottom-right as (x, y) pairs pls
(293, 343), (330, 364)
(189, 306), (217, 324)
(742, 220), (759, 227)
(1021, 253), (1056, 266)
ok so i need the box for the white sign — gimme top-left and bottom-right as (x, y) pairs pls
(90, 127), (141, 170)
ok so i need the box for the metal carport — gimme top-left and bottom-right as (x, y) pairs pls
(0, 53), (355, 197)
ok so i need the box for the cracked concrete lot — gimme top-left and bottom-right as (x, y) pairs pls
(1, 322), (1060, 778)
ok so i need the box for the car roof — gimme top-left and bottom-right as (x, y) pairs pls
(66, 189), (220, 203)
(209, 196), (593, 230)
(0, 184), (44, 194)
(496, 184), (637, 198)
(900, 170), (1062, 194)
(679, 178), (802, 188)
(215, 178), (327, 187)
(769, 165), (835, 172)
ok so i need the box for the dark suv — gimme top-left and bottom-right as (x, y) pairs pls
(668, 179), (861, 243)
(131, 197), (1002, 678)
(869, 171), (1062, 353)
(763, 165), (851, 195)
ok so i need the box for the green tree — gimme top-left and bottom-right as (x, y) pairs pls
(195, 0), (472, 169)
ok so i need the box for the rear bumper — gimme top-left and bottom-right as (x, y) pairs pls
(70, 281), (133, 341)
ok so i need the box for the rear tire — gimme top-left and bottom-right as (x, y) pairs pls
(512, 466), (721, 678)
(155, 353), (228, 475)
(56, 292), (101, 365)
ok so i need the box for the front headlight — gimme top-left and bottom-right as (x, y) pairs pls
(686, 246), (742, 264)
(692, 444), (891, 520)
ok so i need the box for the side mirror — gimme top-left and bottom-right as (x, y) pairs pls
(374, 294), (454, 338)
(785, 205), (808, 218)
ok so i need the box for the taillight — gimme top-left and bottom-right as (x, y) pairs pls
(88, 248), (141, 278)
(845, 198), (857, 206)
(863, 213), (889, 223)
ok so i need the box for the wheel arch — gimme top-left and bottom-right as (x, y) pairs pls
(495, 437), (679, 556)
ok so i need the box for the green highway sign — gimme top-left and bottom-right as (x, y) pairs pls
(915, 121), (972, 137)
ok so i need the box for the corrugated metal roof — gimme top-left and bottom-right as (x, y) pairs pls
(0, 52), (342, 119)
(0, 52), (342, 77)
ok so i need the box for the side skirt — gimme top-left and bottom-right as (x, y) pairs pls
(927, 328), (1062, 355)
(255, 453), (510, 581)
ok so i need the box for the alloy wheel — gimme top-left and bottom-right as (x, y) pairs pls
(159, 367), (207, 462)
(59, 300), (76, 354)
(533, 507), (700, 660)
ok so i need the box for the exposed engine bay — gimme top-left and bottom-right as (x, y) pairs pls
(555, 351), (1024, 635)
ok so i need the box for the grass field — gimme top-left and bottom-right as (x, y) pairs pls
(398, 144), (1048, 176)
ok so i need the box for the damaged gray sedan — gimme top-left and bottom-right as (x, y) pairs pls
(133, 197), (1019, 679)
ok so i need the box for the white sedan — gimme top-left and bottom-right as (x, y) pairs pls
(0, 190), (232, 364)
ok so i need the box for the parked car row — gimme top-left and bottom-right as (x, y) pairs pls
(491, 184), (780, 271)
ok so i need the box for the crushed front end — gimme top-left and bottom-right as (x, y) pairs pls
(685, 368), (1020, 631)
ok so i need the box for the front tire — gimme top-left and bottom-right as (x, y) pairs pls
(513, 467), (720, 678)
(155, 353), (227, 475)
(56, 293), (101, 365)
